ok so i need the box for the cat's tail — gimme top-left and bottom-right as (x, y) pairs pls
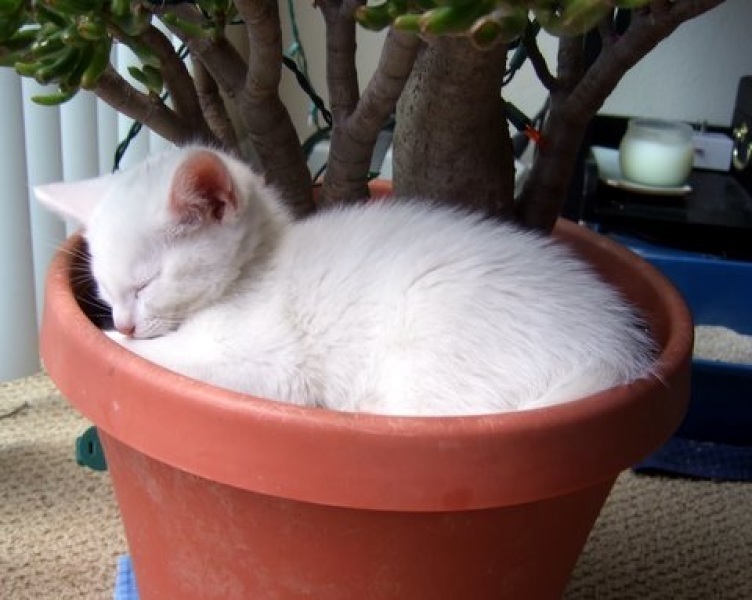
(519, 352), (657, 412)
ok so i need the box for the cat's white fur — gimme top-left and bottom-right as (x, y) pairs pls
(36, 145), (655, 416)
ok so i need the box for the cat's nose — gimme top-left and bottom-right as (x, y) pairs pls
(115, 323), (136, 337)
(113, 310), (136, 337)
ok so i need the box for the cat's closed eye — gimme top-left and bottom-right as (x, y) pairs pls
(134, 281), (151, 299)
(132, 270), (161, 299)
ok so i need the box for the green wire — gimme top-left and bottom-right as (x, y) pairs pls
(285, 0), (323, 130)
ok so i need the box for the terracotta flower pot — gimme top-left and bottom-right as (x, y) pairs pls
(40, 214), (692, 599)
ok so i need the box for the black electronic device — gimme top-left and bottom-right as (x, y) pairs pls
(731, 76), (752, 195)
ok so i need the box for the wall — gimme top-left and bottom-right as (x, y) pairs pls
(280, 0), (751, 145)
(600, 0), (749, 125)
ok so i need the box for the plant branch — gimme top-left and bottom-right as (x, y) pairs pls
(232, 0), (313, 216)
(650, 0), (672, 15)
(321, 26), (421, 205)
(160, 7), (248, 100)
(351, 28), (420, 141)
(234, 0), (284, 92)
(555, 34), (584, 94)
(319, 0), (362, 125)
(596, 11), (617, 50)
(93, 65), (205, 145)
(192, 57), (239, 150)
(137, 25), (214, 141)
(185, 34), (248, 99)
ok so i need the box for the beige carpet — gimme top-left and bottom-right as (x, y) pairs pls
(2, 373), (751, 599)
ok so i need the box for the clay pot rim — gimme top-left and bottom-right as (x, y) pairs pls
(41, 218), (692, 512)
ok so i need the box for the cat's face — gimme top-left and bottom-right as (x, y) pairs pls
(36, 147), (279, 339)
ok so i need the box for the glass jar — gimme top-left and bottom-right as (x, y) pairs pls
(619, 118), (694, 187)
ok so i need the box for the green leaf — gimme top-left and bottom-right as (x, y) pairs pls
(0, 0), (23, 17)
(32, 45), (80, 84)
(533, 0), (612, 36)
(48, 0), (103, 14)
(76, 15), (107, 41)
(160, 12), (211, 38)
(354, 3), (393, 32)
(127, 64), (163, 95)
(31, 85), (79, 105)
(79, 36), (110, 88)
(419, 3), (489, 35)
(393, 13), (422, 32)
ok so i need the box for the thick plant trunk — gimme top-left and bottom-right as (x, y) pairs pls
(393, 38), (515, 219)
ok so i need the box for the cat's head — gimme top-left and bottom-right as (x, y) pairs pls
(35, 146), (289, 339)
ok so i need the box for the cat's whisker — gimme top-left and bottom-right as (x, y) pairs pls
(44, 240), (88, 260)
(153, 316), (184, 327)
(75, 295), (108, 308)
(68, 278), (99, 293)
(76, 304), (111, 320)
(67, 268), (94, 280)
(37, 238), (94, 277)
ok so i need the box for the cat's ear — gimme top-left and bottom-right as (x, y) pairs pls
(34, 174), (115, 226)
(169, 150), (238, 227)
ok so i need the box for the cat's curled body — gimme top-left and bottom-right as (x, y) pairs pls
(36, 145), (655, 416)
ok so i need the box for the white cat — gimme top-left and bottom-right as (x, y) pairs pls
(36, 145), (655, 416)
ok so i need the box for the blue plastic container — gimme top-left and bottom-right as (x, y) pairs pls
(614, 234), (752, 446)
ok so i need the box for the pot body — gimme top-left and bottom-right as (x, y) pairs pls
(102, 430), (613, 599)
(41, 217), (692, 599)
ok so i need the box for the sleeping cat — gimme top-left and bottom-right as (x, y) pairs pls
(35, 145), (655, 416)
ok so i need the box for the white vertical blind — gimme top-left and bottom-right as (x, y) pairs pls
(115, 44), (151, 169)
(0, 71), (41, 380)
(21, 80), (66, 327)
(97, 100), (119, 174)
(61, 93), (100, 181)
(61, 91), (102, 240)
(0, 44), (177, 381)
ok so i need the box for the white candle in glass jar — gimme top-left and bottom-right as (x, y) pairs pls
(619, 119), (694, 187)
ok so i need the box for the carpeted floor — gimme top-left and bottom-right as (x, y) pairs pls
(1, 373), (126, 599)
(2, 372), (751, 599)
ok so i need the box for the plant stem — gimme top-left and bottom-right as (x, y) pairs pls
(139, 25), (211, 139)
(232, 0), (314, 216)
(93, 66), (204, 145)
(320, 24), (420, 205)
(192, 58), (240, 151)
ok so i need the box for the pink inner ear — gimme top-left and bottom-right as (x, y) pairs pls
(170, 150), (237, 225)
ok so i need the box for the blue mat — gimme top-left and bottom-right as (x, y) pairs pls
(635, 436), (752, 481)
(114, 555), (139, 600)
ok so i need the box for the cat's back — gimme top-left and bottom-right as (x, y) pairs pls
(274, 199), (588, 301)
(261, 199), (653, 414)
(279, 199), (555, 278)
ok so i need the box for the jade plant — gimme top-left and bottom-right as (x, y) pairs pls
(0, 0), (726, 229)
